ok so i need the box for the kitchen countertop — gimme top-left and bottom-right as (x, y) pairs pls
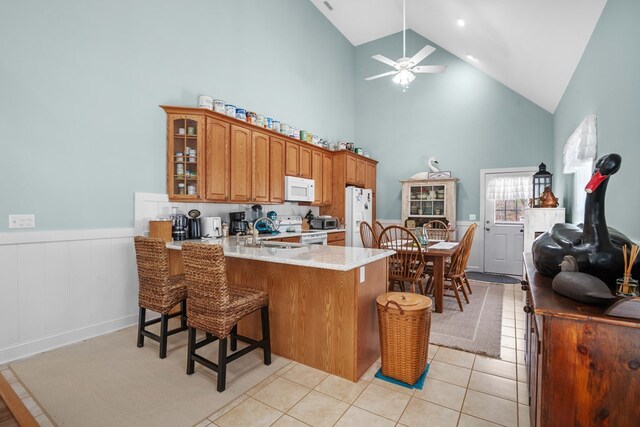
(258, 228), (345, 240)
(166, 237), (393, 271)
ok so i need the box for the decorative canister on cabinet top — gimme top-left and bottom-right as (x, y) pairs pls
(198, 95), (213, 110)
(225, 104), (236, 117)
(213, 99), (225, 113)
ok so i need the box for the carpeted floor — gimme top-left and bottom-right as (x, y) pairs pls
(467, 271), (521, 284)
(10, 322), (287, 427)
(428, 280), (504, 358)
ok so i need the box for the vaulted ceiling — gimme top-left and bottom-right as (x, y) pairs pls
(310, 0), (607, 113)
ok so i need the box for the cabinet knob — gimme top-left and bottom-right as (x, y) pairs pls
(523, 305), (533, 314)
(520, 280), (529, 291)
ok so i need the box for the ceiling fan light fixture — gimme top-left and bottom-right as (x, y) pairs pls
(393, 69), (415, 90)
(457, 18), (466, 27)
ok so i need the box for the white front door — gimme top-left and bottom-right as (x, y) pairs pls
(483, 174), (528, 275)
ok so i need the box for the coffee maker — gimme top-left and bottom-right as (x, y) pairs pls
(229, 211), (249, 235)
(187, 209), (202, 239)
(171, 210), (188, 241)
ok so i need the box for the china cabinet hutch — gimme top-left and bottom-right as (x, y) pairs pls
(400, 177), (458, 237)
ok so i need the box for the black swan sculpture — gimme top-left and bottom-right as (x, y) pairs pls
(532, 153), (640, 291)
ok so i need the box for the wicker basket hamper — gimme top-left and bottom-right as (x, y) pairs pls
(376, 292), (432, 384)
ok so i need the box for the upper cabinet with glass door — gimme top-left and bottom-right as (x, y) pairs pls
(401, 177), (458, 236)
(166, 113), (204, 200)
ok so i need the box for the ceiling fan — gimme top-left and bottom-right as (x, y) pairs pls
(365, 0), (446, 91)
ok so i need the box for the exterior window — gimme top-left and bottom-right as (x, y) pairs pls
(494, 199), (527, 223)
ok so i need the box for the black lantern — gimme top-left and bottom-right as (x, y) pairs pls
(532, 163), (552, 208)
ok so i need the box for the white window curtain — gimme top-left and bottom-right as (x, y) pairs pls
(563, 114), (597, 173)
(487, 175), (532, 200)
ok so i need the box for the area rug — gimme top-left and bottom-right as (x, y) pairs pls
(467, 271), (520, 284)
(428, 281), (504, 358)
(10, 322), (288, 427)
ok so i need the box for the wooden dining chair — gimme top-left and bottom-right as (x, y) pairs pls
(426, 223), (477, 310)
(374, 221), (385, 241)
(423, 220), (451, 242)
(378, 225), (426, 294)
(360, 221), (378, 248)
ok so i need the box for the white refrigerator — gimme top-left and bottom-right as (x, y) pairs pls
(345, 186), (373, 247)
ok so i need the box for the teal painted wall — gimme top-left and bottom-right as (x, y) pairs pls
(553, 0), (640, 240)
(355, 31), (554, 221)
(0, 0), (354, 232)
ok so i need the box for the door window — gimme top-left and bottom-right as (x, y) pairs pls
(494, 199), (527, 223)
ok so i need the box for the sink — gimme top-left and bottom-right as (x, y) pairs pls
(261, 241), (307, 249)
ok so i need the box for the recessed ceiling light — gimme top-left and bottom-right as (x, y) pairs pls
(466, 54), (478, 62)
(457, 18), (466, 27)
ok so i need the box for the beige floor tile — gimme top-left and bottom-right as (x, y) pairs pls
(516, 338), (526, 350)
(468, 371), (517, 402)
(360, 362), (381, 382)
(413, 377), (466, 411)
(207, 395), (248, 421)
(433, 347), (475, 369)
(473, 356), (517, 380)
(371, 378), (414, 396)
(272, 415), (310, 427)
(10, 381), (29, 399)
(517, 381), (529, 405)
(500, 347), (516, 363)
(462, 390), (517, 427)
(428, 344), (440, 359)
(287, 390), (349, 427)
(194, 420), (213, 427)
(501, 318), (516, 328)
(426, 360), (471, 387)
(276, 361), (298, 376)
(517, 364), (528, 383)
(282, 363), (329, 388)
(215, 397), (283, 427)
(1, 369), (18, 384)
(515, 320), (525, 329)
(501, 336), (516, 349)
(246, 374), (278, 396)
(20, 396), (43, 418)
(315, 375), (368, 404)
(501, 326), (516, 338)
(398, 397), (459, 427)
(334, 406), (395, 427)
(353, 383), (410, 421)
(252, 376), (311, 412)
(519, 404), (531, 427)
(502, 311), (515, 319)
(34, 414), (55, 427)
(457, 413), (500, 426)
(516, 350), (525, 365)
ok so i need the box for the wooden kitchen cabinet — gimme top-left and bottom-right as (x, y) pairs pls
(251, 130), (270, 203)
(356, 158), (366, 186)
(311, 150), (323, 205)
(229, 125), (252, 202)
(204, 117), (230, 201)
(285, 141), (299, 176)
(166, 113), (205, 200)
(322, 153), (333, 205)
(523, 254), (640, 427)
(345, 155), (357, 185)
(365, 162), (376, 190)
(269, 137), (285, 203)
(299, 145), (312, 179)
(327, 231), (345, 246)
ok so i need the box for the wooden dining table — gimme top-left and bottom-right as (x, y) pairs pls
(422, 243), (458, 313)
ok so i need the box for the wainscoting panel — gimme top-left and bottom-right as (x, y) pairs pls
(0, 229), (137, 364)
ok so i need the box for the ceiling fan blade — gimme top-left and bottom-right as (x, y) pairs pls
(365, 70), (398, 81)
(409, 45), (436, 66)
(412, 65), (447, 74)
(371, 54), (399, 69)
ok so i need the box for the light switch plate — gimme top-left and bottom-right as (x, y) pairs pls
(9, 214), (35, 229)
(360, 266), (366, 283)
(469, 214), (477, 221)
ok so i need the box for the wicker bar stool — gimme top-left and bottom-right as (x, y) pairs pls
(360, 221), (378, 248)
(182, 243), (271, 392)
(134, 236), (188, 359)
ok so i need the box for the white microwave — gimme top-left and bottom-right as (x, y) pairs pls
(285, 176), (315, 202)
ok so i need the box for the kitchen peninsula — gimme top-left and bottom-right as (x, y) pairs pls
(167, 239), (394, 381)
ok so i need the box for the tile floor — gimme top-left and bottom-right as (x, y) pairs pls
(1, 282), (529, 427)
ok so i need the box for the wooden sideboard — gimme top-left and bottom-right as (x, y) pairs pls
(523, 254), (640, 426)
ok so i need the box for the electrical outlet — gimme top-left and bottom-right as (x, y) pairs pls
(9, 214), (35, 229)
(360, 266), (366, 283)
(469, 214), (477, 221)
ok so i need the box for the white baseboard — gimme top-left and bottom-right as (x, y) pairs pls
(0, 315), (137, 365)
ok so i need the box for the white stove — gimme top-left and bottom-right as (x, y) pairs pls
(277, 216), (327, 245)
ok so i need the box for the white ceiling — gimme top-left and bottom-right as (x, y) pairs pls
(310, 0), (607, 113)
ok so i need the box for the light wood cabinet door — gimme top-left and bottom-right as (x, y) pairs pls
(365, 162), (376, 191)
(252, 131), (270, 203)
(204, 117), (230, 201)
(322, 153), (333, 205)
(311, 149), (323, 205)
(270, 137), (285, 203)
(345, 155), (357, 184)
(167, 114), (204, 200)
(356, 158), (366, 186)
(229, 125), (252, 202)
(299, 145), (312, 179)
(285, 141), (299, 176)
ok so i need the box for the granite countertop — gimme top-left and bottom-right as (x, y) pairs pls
(166, 237), (393, 271)
(258, 229), (346, 240)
